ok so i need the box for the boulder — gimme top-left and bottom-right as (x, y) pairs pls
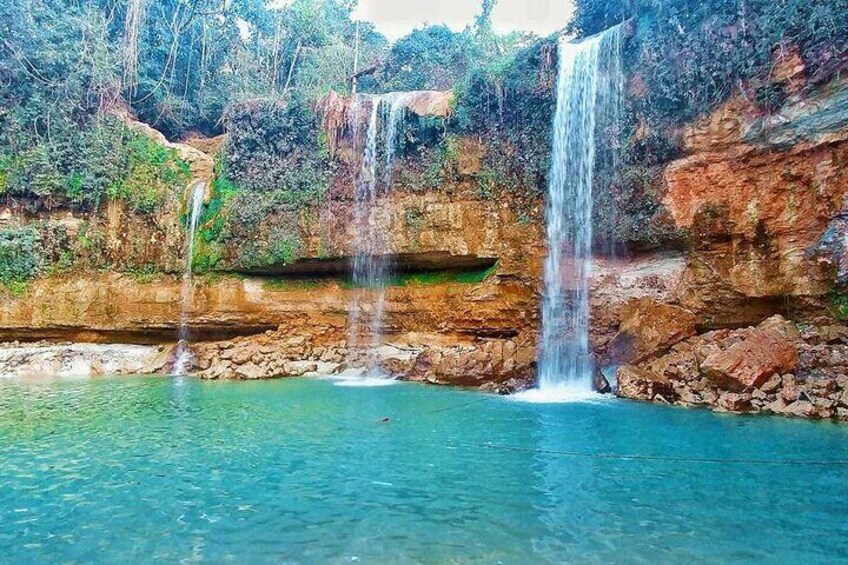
(282, 362), (318, 377)
(234, 363), (265, 380)
(716, 392), (754, 413)
(758, 315), (803, 342)
(784, 400), (816, 419)
(404, 91), (453, 118)
(144, 343), (181, 374)
(593, 368), (612, 394)
(608, 299), (697, 364)
(760, 374), (783, 394)
(701, 329), (798, 392)
(616, 365), (676, 402)
(764, 398), (789, 415)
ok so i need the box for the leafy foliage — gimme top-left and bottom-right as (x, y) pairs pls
(452, 37), (558, 196)
(570, 0), (848, 126)
(224, 93), (328, 200)
(0, 225), (45, 292)
(452, 0), (848, 251)
(106, 133), (191, 213)
(377, 26), (479, 92)
(111, 0), (388, 138)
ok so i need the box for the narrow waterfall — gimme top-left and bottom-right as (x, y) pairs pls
(348, 93), (411, 374)
(538, 27), (622, 394)
(173, 181), (206, 375)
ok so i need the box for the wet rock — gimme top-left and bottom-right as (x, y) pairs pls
(813, 398), (838, 419)
(593, 368), (612, 394)
(144, 343), (181, 374)
(231, 347), (256, 365)
(701, 329), (798, 392)
(781, 383), (799, 403)
(481, 375), (534, 395)
(282, 362), (318, 377)
(676, 386), (703, 406)
(195, 355), (212, 371)
(764, 398), (788, 415)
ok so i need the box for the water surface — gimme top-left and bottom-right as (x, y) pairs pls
(1, 376), (846, 563)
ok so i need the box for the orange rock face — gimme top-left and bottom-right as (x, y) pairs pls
(701, 329), (799, 391)
(665, 83), (848, 326)
(608, 298), (697, 364)
(616, 365), (676, 402)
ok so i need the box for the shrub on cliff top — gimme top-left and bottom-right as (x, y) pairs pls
(570, 0), (848, 126)
(223, 92), (329, 202)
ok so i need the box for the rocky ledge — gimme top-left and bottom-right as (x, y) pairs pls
(617, 315), (848, 422)
(151, 328), (536, 392)
(0, 342), (159, 378)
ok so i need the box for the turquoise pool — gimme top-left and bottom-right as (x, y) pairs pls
(1, 376), (847, 563)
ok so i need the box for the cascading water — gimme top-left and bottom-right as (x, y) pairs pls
(536, 26), (623, 397)
(173, 181), (206, 375)
(348, 92), (411, 376)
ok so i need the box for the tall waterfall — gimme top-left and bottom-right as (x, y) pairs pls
(173, 181), (206, 375)
(348, 93), (411, 374)
(538, 26), (622, 395)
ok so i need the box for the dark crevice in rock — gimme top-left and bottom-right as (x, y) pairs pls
(240, 252), (498, 277)
(0, 326), (279, 346)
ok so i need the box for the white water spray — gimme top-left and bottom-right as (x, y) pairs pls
(536, 26), (623, 398)
(173, 181), (206, 375)
(123, 0), (146, 94)
(347, 93), (413, 376)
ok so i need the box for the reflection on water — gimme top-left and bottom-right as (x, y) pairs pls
(0, 376), (847, 563)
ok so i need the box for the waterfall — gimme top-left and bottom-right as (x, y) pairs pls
(348, 93), (412, 375)
(123, 0), (146, 94)
(537, 26), (623, 395)
(173, 181), (206, 375)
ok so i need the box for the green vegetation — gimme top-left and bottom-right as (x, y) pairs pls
(570, 0), (847, 125)
(107, 134), (191, 213)
(189, 95), (328, 272)
(397, 264), (498, 287)
(342, 263), (498, 289)
(124, 263), (162, 284)
(830, 291), (848, 321)
(449, 0), (847, 251)
(2, 0), (846, 279)
(0, 226), (45, 294)
(262, 277), (321, 292)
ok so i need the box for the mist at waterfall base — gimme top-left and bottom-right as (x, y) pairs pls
(344, 93), (414, 384)
(517, 27), (623, 404)
(172, 181), (206, 375)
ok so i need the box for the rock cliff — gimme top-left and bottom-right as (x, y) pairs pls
(2, 63), (848, 420)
